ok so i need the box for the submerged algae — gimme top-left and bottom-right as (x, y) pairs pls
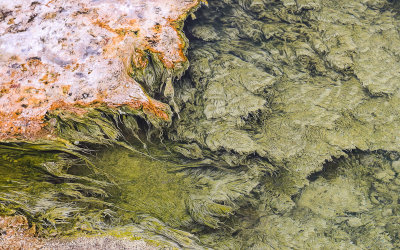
(165, 0), (400, 248)
(235, 152), (400, 249)
(0, 147), (115, 236)
(95, 148), (192, 228)
(177, 0), (400, 183)
(1, 0), (400, 248)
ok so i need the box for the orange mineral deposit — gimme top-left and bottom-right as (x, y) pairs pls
(0, 0), (202, 140)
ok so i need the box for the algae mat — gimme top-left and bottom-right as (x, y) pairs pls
(2, 0), (400, 249)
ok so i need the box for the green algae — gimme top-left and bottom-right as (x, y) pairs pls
(94, 147), (193, 228)
(94, 144), (261, 232)
(0, 139), (256, 246)
(2, 0), (400, 248)
(165, 0), (400, 248)
(196, 152), (400, 249)
(0, 148), (113, 236)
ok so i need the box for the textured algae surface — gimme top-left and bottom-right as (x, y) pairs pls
(95, 148), (192, 228)
(170, 0), (400, 248)
(2, 0), (400, 249)
(176, 0), (400, 182)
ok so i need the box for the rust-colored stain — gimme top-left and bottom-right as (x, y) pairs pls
(0, 215), (42, 249)
(0, 0), (202, 140)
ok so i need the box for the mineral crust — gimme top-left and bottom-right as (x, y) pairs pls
(0, 0), (202, 140)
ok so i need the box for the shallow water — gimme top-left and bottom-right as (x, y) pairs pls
(2, 0), (400, 249)
(96, 148), (191, 228)
(3, 146), (400, 248)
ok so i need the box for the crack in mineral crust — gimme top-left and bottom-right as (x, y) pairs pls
(0, 0), (202, 140)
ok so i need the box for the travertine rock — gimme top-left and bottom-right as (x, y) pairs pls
(0, 215), (42, 249)
(0, 215), (157, 250)
(0, 0), (202, 140)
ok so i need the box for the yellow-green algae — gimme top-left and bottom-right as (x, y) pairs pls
(95, 147), (192, 228)
(2, 0), (400, 249)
